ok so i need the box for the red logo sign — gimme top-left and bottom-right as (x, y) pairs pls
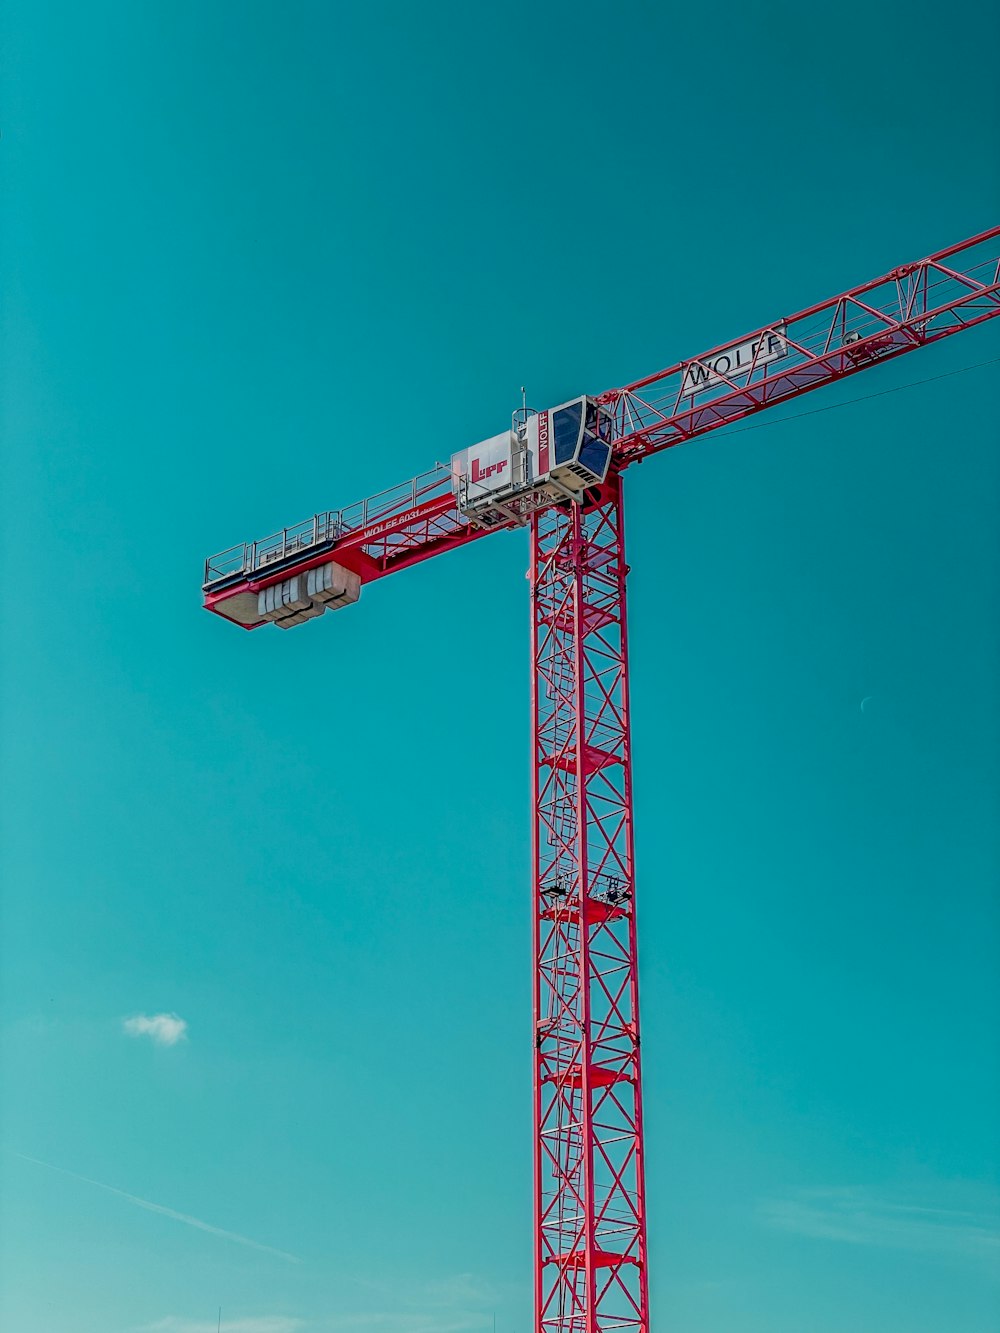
(471, 456), (508, 485)
(537, 411), (550, 473)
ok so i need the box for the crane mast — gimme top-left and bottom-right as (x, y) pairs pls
(201, 226), (1000, 1332)
(532, 480), (648, 1328)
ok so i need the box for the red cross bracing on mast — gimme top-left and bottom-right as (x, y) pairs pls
(202, 226), (1000, 1333)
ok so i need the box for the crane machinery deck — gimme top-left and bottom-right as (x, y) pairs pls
(202, 226), (1000, 1333)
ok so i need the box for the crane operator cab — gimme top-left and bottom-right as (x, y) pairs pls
(451, 396), (614, 527)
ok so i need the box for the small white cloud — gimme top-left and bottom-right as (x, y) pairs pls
(422, 1273), (496, 1307)
(319, 1272), (498, 1332)
(322, 1318), (489, 1333)
(123, 1013), (188, 1046)
(758, 1186), (1000, 1272)
(145, 1320), (302, 1333)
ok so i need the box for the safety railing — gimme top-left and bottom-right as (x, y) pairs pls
(203, 465), (453, 586)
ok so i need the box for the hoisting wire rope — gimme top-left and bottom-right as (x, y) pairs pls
(715, 353), (1000, 440)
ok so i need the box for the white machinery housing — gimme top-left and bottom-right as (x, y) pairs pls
(451, 396), (613, 525)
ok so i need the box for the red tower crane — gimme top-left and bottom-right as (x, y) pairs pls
(202, 226), (1000, 1332)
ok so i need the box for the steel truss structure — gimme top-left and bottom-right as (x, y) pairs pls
(202, 226), (1000, 1332)
(532, 477), (649, 1331)
(204, 226), (1000, 603)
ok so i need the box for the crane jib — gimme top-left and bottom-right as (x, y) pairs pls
(202, 225), (1000, 629)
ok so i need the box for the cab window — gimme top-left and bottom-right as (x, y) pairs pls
(553, 401), (583, 465)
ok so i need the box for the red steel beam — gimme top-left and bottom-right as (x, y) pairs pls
(202, 225), (999, 624)
(605, 224), (1000, 465)
(532, 476), (649, 1332)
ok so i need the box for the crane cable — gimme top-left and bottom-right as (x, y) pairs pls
(718, 353), (1000, 439)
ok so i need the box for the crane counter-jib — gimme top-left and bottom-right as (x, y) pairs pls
(202, 225), (1000, 630)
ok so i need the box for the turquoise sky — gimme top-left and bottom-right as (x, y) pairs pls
(2, 4), (998, 1332)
